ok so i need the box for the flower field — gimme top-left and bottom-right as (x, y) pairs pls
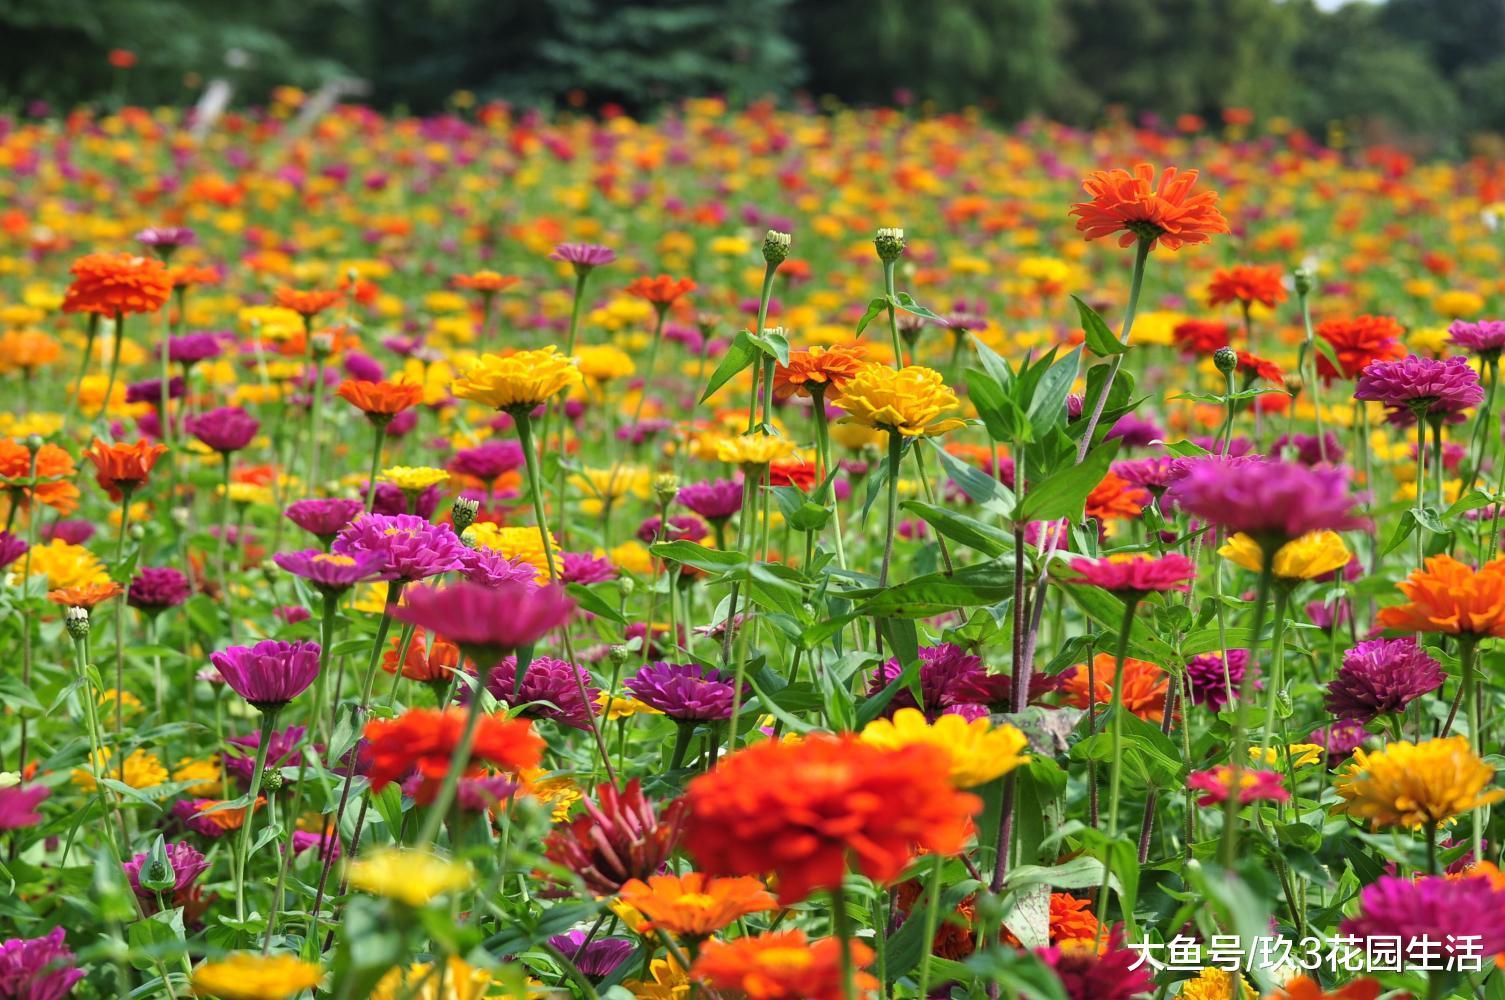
(4, 97), (1505, 999)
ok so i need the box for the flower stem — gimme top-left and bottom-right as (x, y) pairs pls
(1096, 593), (1141, 929)
(916, 853), (944, 999)
(879, 431), (902, 587)
(1221, 548), (1277, 868)
(1076, 236), (1151, 462)
(234, 708), (279, 931)
(831, 880), (856, 1000)
(882, 261), (903, 367)
(363, 422), (387, 511)
(1461, 636), (1483, 860)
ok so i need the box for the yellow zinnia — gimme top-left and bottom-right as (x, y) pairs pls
(451, 345), (582, 411)
(596, 690), (664, 720)
(574, 344), (636, 384)
(25, 539), (109, 590)
(623, 957), (691, 1000)
(370, 956), (494, 1000)
(837, 363), (965, 437)
(1249, 743), (1325, 769)
(380, 465), (451, 492)
(346, 847), (472, 907)
(1178, 967), (1255, 1000)
(1334, 736), (1505, 829)
(465, 522), (555, 583)
(190, 953), (322, 1000)
(859, 707), (1030, 788)
(713, 433), (796, 467)
(174, 757), (223, 796)
(73, 748), (168, 791)
(1218, 530), (1350, 581)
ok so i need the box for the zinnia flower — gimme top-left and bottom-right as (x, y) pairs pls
(1208, 264), (1288, 309)
(0, 439), (80, 513)
(335, 379), (422, 421)
(186, 406), (260, 454)
(1340, 874), (1505, 965)
(1187, 766), (1289, 806)
(550, 242), (617, 273)
(626, 275), (696, 309)
(1315, 315), (1406, 382)
(543, 779), (688, 896)
(617, 872), (777, 938)
(1059, 654), (1169, 722)
(1068, 163), (1229, 250)
(0, 927), (85, 1000)
(209, 640), (321, 711)
(859, 707), (1029, 787)
(370, 956), (496, 1000)
(1270, 975), (1383, 1000)
(1449, 318), (1505, 357)
(123, 840), (209, 912)
(837, 363), (965, 437)
(684, 735), (980, 903)
(1169, 457), (1367, 542)
(346, 847), (472, 907)
(451, 346), (582, 411)
(273, 286), (342, 318)
(331, 513), (466, 582)
(1219, 530), (1352, 581)
(1172, 318), (1232, 356)
(389, 580), (573, 662)
(1185, 650), (1253, 711)
(381, 626), (459, 684)
(1040, 926), (1152, 1000)
(0, 784), (48, 830)
(284, 497), (363, 543)
(677, 478), (743, 523)
(482, 655), (599, 729)
(61, 252), (172, 315)
(625, 661), (740, 721)
(362, 708), (543, 803)
(190, 952), (322, 999)
(692, 930), (877, 1000)
(83, 438), (167, 500)
(1068, 553), (1195, 595)
(1334, 736), (1505, 829)
(1325, 637), (1445, 722)
(773, 344), (867, 400)
(1354, 354), (1483, 424)
(1375, 555), (1505, 637)
(272, 550), (389, 596)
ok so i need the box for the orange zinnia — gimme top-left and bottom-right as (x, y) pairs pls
(335, 379), (423, 419)
(626, 275), (696, 308)
(1269, 975), (1383, 1000)
(683, 734), (980, 903)
(772, 344), (867, 401)
(381, 626), (460, 683)
(692, 930), (878, 1000)
(1208, 264), (1288, 310)
(1375, 555), (1505, 638)
(1060, 654), (1170, 722)
(617, 872), (777, 938)
(452, 271), (519, 294)
(169, 264), (221, 289)
(0, 330), (62, 372)
(1084, 470), (1148, 521)
(273, 287), (343, 318)
(61, 252), (172, 316)
(84, 438), (168, 500)
(0, 439), (81, 513)
(1315, 315), (1406, 382)
(362, 708), (544, 803)
(1068, 163), (1229, 251)
(48, 581), (124, 609)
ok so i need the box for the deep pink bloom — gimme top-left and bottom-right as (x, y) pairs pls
(136, 226), (196, 253)
(1325, 637), (1445, 723)
(127, 566), (191, 611)
(1185, 649), (1253, 711)
(1272, 431), (1345, 466)
(272, 549), (389, 594)
(186, 405), (260, 453)
(1039, 925), (1152, 1000)
(457, 546), (538, 588)
(1341, 875), (1505, 961)
(1449, 319), (1505, 355)
(1168, 456), (1369, 540)
(1068, 553), (1195, 594)
(209, 639), (321, 710)
(1188, 765), (1289, 806)
(0, 785), (49, 830)
(389, 580), (574, 660)
(677, 478), (743, 523)
(167, 333), (222, 366)
(0, 531), (25, 572)
(559, 551), (616, 584)
(331, 513), (465, 581)
(542, 779), (687, 895)
(481, 655), (599, 729)
(122, 841), (209, 912)
(1113, 456), (1181, 494)
(0, 927), (85, 1000)
(550, 242), (617, 273)
(1354, 355), (1483, 425)
(1308, 720), (1371, 767)
(867, 642), (1055, 720)
(626, 661), (740, 721)
(449, 440), (524, 481)
(284, 497), (364, 542)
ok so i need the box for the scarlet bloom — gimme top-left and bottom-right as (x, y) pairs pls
(773, 344), (867, 401)
(108, 48), (137, 68)
(83, 439), (168, 501)
(61, 252), (172, 316)
(1172, 319), (1231, 356)
(1272, 977), (1383, 1000)
(381, 627), (460, 683)
(1315, 315), (1406, 382)
(684, 735), (980, 903)
(1068, 163), (1229, 251)
(1188, 765), (1290, 806)
(626, 275), (696, 308)
(1059, 654), (1169, 722)
(1375, 555), (1505, 638)
(1084, 470), (1148, 521)
(1208, 264), (1288, 310)
(1236, 350), (1285, 385)
(362, 708), (543, 803)
(335, 379), (423, 420)
(48, 581), (124, 609)
(543, 779), (687, 896)
(452, 270), (519, 294)
(617, 872), (776, 938)
(0, 439), (81, 513)
(273, 286), (343, 318)
(692, 930), (878, 1000)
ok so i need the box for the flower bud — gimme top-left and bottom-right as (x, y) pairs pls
(1213, 346), (1239, 375)
(261, 767), (284, 793)
(607, 644), (632, 668)
(762, 230), (792, 265)
(310, 331), (334, 359)
(652, 474), (680, 507)
(874, 227), (906, 263)
(1293, 267), (1313, 297)
(452, 496), (479, 535)
(139, 834), (176, 893)
(64, 606), (90, 639)
(24, 434), (43, 452)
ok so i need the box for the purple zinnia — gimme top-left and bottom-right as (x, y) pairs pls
(458, 546), (538, 588)
(125, 376), (185, 405)
(331, 513), (465, 582)
(636, 514), (708, 545)
(1354, 354), (1483, 426)
(546, 932), (633, 978)
(209, 640), (321, 711)
(291, 829), (340, 858)
(1308, 720), (1371, 767)
(122, 841), (209, 912)
(1105, 412), (1163, 449)
(1272, 431), (1345, 466)
(273, 549), (390, 594)
(0, 927), (85, 1000)
(284, 497), (364, 543)
(1167, 456), (1368, 541)
(483, 655), (600, 729)
(626, 661), (740, 720)
(1341, 875), (1505, 962)
(167, 333), (223, 367)
(0, 531), (27, 572)
(224, 724), (307, 785)
(450, 440), (524, 481)
(866, 642), (1039, 720)
(559, 551), (616, 584)
(1185, 649), (1254, 711)
(1449, 319), (1505, 356)
(369, 481), (440, 519)
(549, 242), (617, 273)
(186, 406), (259, 454)
(127, 566), (191, 612)
(136, 225), (196, 254)
(1325, 637), (1445, 723)
(677, 478), (743, 524)
(0, 785), (49, 830)
(1113, 456), (1181, 495)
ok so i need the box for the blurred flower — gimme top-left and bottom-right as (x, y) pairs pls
(617, 872), (776, 938)
(62, 252), (171, 315)
(190, 953), (322, 999)
(1188, 766), (1288, 807)
(0, 928), (85, 1000)
(346, 847), (471, 907)
(1219, 530), (1351, 581)
(692, 930), (876, 1000)
(362, 708), (542, 804)
(1375, 555), (1505, 637)
(543, 779), (687, 896)
(1325, 637), (1445, 722)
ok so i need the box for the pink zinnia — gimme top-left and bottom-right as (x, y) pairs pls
(1342, 875), (1505, 962)
(1188, 765), (1289, 807)
(1168, 456), (1369, 541)
(0, 785), (49, 830)
(1068, 553), (1195, 595)
(1449, 319), (1505, 356)
(389, 580), (574, 662)
(1354, 354), (1483, 425)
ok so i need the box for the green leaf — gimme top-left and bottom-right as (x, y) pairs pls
(1013, 438), (1120, 523)
(928, 438), (1010, 508)
(851, 562), (1015, 618)
(1445, 488), (1494, 519)
(1026, 345), (1082, 441)
(648, 540), (746, 573)
(699, 330), (759, 403)
(1072, 295), (1128, 356)
(890, 291), (943, 322)
(565, 583), (628, 625)
(901, 501), (1012, 557)
(966, 367), (1028, 443)
(854, 296), (890, 336)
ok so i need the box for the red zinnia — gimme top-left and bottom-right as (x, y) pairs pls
(83, 439), (168, 501)
(1068, 163), (1229, 251)
(1208, 264), (1288, 310)
(335, 379), (423, 419)
(1171, 318), (1231, 356)
(626, 275), (696, 308)
(542, 779), (687, 895)
(1236, 350), (1285, 384)
(362, 708), (543, 803)
(1315, 315), (1406, 382)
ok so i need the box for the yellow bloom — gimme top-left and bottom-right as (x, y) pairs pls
(190, 953), (322, 1000)
(1218, 530), (1350, 581)
(370, 956), (493, 1000)
(859, 708), (1029, 788)
(521, 769), (580, 822)
(1248, 743), (1325, 769)
(624, 957), (691, 999)
(837, 363), (965, 437)
(575, 344), (636, 384)
(465, 522), (555, 583)
(1434, 289), (1485, 319)
(72, 748), (168, 791)
(380, 466), (451, 492)
(608, 540), (654, 577)
(452, 346), (582, 411)
(346, 847), (472, 907)
(174, 757), (223, 796)
(99, 688), (143, 718)
(1178, 967), (1255, 1000)
(1336, 736), (1505, 829)
(713, 433), (796, 467)
(597, 690), (664, 720)
(26, 539), (109, 590)
(219, 481), (273, 506)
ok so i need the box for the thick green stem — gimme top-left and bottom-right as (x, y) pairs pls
(832, 881), (856, 1000)
(1221, 550), (1277, 867)
(363, 422), (387, 511)
(234, 709), (279, 929)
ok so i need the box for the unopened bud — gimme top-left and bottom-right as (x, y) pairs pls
(64, 606), (90, 639)
(1293, 268), (1313, 297)
(762, 230), (792, 265)
(607, 644), (632, 668)
(653, 474), (680, 507)
(452, 497), (479, 535)
(128, 524), (145, 541)
(1213, 347), (1238, 375)
(139, 834), (176, 893)
(261, 767), (284, 793)
(310, 332), (334, 359)
(874, 227), (906, 263)
(24, 434), (43, 452)
(171, 506), (191, 528)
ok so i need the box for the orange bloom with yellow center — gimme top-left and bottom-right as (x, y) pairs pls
(84, 439), (168, 500)
(61, 252), (172, 316)
(1068, 163), (1229, 251)
(273, 287), (343, 318)
(684, 734), (980, 903)
(47, 581), (124, 609)
(1085, 470), (1148, 521)
(626, 275), (696, 308)
(1060, 654), (1170, 722)
(692, 930), (878, 1000)
(1375, 555), (1505, 637)
(1208, 264), (1288, 310)
(335, 379), (423, 418)
(452, 270), (519, 294)
(773, 344), (867, 401)
(1315, 315), (1406, 382)
(616, 872), (777, 938)
(0, 439), (80, 513)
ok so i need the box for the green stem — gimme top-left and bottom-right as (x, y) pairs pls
(1075, 236), (1150, 461)
(832, 881), (856, 1000)
(916, 853), (944, 999)
(234, 709), (279, 930)
(363, 422), (387, 511)
(1461, 636), (1483, 861)
(879, 431), (902, 587)
(1221, 549), (1277, 867)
